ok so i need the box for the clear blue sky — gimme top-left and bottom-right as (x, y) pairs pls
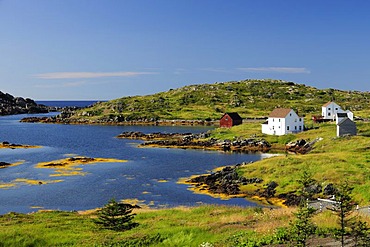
(1, 0), (369, 100)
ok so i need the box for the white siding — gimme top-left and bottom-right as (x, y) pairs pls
(322, 102), (342, 120)
(345, 110), (354, 121)
(261, 109), (304, 136)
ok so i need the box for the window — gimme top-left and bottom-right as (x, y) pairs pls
(273, 119), (274, 122)
(328, 113), (331, 116)
(295, 126), (297, 130)
(287, 126), (290, 130)
(328, 108), (331, 110)
(299, 126), (302, 130)
(335, 108), (338, 110)
(295, 119), (297, 122)
(299, 118), (302, 122)
(278, 119), (280, 122)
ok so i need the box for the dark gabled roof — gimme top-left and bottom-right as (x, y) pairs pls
(337, 117), (355, 126)
(223, 112), (242, 120)
(269, 108), (292, 118)
(337, 113), (348, 118)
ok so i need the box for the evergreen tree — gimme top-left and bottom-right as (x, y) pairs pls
(290, 171), (317, 247)
(297, 170), (316, 200)
(291, 205), (317, 247)
(330, 181), (355, 247)
(351, 220), (370, 247)
(94, 198), (138, 231)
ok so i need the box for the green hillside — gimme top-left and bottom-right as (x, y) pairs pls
(69, 79), (370, 122)
(209, 121), (370, 205)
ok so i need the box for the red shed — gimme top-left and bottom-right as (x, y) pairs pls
(220, 112), (243, 128)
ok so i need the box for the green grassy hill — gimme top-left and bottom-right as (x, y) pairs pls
(69, 79), (370, 122)
(212, 121), (370, 205)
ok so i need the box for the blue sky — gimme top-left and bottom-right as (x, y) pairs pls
(1, 0), (369, 100)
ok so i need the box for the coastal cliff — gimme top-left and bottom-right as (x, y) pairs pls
(0, 91), (49, 115)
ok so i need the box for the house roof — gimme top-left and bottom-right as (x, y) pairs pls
(269, 108), (292, 118)
(223, 112), (242, 120)
(337, 113), (348, 118)
(337, 117), (355, 126)
(322, 101), (334, 107)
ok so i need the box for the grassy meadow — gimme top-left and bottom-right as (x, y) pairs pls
(0, 206), (290, 247)
(3, 205), (368, 247)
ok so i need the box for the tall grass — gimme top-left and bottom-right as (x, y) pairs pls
(0, 206), (296, 247)
(2, 205), (370, 246)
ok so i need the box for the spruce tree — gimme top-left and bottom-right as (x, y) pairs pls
(94, 198), (138, 231)
(297, 170), (316, 200)
(351, 220), (370, 247)
(290, 171), (317, 247)
(330, 181), (355, 247)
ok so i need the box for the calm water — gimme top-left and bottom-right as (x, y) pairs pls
(36, 100), (104, 108)
(0, 113), (267, 214)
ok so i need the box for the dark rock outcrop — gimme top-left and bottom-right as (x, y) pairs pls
(0, 91), (49, 115)
(186, 164), (263, 196)
(278, 193), (302, 206)
(260, 181), (278, 198)
(306, 184), (323, 195)
(0, 162), (12, 168)
(0, 141), (38, 149)
(323, 183), (337, 196)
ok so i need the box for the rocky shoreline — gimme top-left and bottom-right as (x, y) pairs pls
(116, 131), (322, 207)
(0, 141), (41, 149)
(183, 163), (337, 207)
(117, 131), (272, 152)
(185, 164), (263, 196)
(182, 163), (301, 207)
(20, 115), (218, 126)
(118, 132), (317, 155)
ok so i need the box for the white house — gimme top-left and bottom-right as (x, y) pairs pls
(322, 101), (341, 120)
(322, 101), (353, 121)
(262, 108), (304, 135)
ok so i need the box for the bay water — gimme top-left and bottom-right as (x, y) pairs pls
(0, 111), (268, 214)
(36, 100), (103, 108)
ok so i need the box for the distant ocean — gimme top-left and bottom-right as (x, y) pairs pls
(36, 100), (106, 108)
